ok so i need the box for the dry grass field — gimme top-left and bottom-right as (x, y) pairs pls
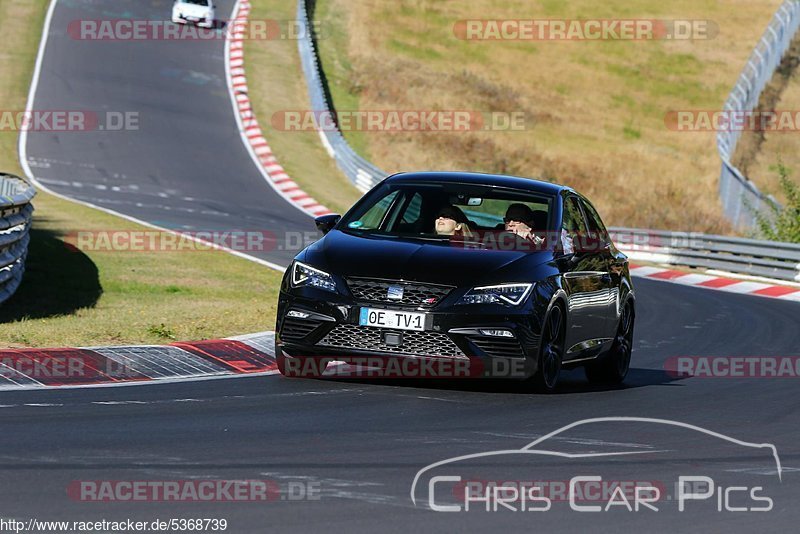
(313, 0), (785, 232)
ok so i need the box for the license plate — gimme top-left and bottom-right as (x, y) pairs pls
(187, 16), (199, 21)
(359, 308), (426, 331)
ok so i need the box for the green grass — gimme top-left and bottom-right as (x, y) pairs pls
(0, 191), (284, 348)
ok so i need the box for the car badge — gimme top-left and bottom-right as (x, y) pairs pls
(423, 297), (438, 305)
(387, 285), (404, 300)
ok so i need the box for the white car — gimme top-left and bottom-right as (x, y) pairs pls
(172, 0), (216, 29)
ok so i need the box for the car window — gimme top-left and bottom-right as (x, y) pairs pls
(400, 193), (422, 225)
(340, 182), (554, 245)
(561, 196), (589, 255)
(357, 190), (400, 230)
(580, 198), (610, 243)
(463, 199), (549, 229)
(562, 196), (588, 237)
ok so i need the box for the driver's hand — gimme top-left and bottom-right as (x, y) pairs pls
(507, 221), (533, 240)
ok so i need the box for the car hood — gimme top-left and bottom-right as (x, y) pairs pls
(303, 230), (552, 286)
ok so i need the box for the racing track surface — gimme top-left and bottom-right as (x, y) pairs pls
(1, 279), (799, 531)
(23, 0), (312, 266)
(11, 0), (800, 531)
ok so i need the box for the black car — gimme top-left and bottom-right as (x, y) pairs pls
(275, 172), (634, 391)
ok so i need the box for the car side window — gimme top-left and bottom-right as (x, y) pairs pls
(561, 196), (590, 255)
(580, 198), (610, 244)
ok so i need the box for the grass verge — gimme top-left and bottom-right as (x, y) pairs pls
(0, 0), (283, 348)
(245, 0), (363, 215)
(737, 37), (800, 206)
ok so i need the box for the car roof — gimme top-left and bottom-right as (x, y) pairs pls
(384, 171), (570, 196)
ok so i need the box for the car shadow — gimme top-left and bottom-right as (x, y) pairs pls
(0, 226), (102, 322)
(322, 367), (686, 395)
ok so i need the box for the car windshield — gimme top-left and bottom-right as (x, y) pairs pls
(339, 181), (554, 248)
(181, 0), (210, 6)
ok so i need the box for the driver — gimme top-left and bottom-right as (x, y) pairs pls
(503, 203), (544, 245)
(435, 205), (473, 237)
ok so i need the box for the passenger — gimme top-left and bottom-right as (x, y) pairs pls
(503, 203), (544, 245)
(435, 205), (473, 237)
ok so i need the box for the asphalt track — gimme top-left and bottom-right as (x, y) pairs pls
(12, 0), (800, 532)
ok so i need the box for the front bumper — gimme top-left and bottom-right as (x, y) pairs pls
(276, 287), (544, 379)
(172, 14), (214, 28)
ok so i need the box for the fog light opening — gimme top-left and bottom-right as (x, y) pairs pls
(478, 329), (515, 338)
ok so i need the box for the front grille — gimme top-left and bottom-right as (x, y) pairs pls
(318, 324), (466, 358)
(469, 336), (526, 359)
(345, 278), (454, 308)
(280, 317), (324, 343)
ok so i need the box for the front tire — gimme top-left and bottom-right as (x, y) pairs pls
(585, 301), (634, 385)
(531, 304), (565, 393)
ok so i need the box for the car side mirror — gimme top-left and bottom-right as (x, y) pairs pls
(315, 214), (341, 235)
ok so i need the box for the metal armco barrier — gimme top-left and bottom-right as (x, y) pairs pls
(610, 227), (800, 282)
(297, 0), (386, 192)
(0, 174), (35, 305)
(717, 0), (800, 229)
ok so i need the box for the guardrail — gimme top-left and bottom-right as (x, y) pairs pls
(717, 0), (800, 229)
(0, 173), (35, 305)
(297, 0), (386, 192)
(610, 227), (800, 282)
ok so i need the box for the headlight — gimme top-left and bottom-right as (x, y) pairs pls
(291, 261), (337, 293)
(458, 283), (533, 306)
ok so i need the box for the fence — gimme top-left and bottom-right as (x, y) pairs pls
(0, 174), (35, 305)
(610, 227), (800, 282)
(717, 0), (800, 229)
(296, 0), (386, 192)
